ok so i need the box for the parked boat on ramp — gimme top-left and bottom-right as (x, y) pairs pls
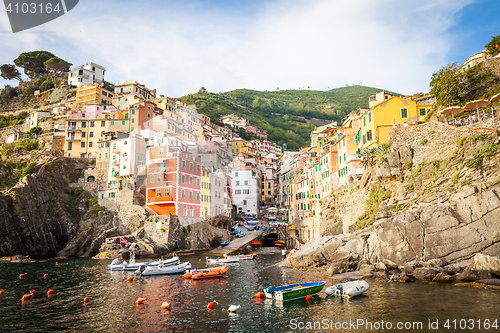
(324, 280), (369, 298)
(226, 253), (257, 260)
(135, 262), (191, 276)
(183, 266), (230, 280)
(106, 256), (180, 271)
(264, 281), (325, 301)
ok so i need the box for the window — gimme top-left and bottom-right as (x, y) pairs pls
(157, 174), (162, 182)
(164, 188), (169, 196)
(419, 108), (426, 116)
(197, 178), (200, 186)
(150, 175), (154, 183)
(131, 118), (135, 124)
(182, 160), (186, 169)
(236, 181), (240, 186)
(122, 121), (125, 126)
(89, 142), (93, 148)
(159, 148), (163, 155)
(197, 165), (200, 172)
(268, 191), (271, 195)
(401, 108), (408, 118)
(197, 192), (200, 200)
(367, 130), (373, 141)
(368, 112), (372, 122)
(68, 142), (72, 151)
(189, 176), (193, 185)
(111, 121), (114, 126)
(89, 132), (93, 138)
(235, 190), (241, 194)
(131, 127), (134, 132)
(243, 200), (247, 205)
(244, 180), (248, 185)
(363, 117), (366, 126)
(268, 183), (271, 188)
(81, 142), (85, 148)
(235, 172), (238, 177)
(181, 190), (185, 198)
(190, 162), (194, 170)
(81, 132), (86, 138)
(182, 175), (185, 183)
(189, 191), (193, 199)
(243, 189), (249, 194)
(132, 109), (135, 115)
(156, 189), (161, 197)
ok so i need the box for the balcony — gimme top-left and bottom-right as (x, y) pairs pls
(75, 73), (89, 79)
(112, 146), (121, 153)
(67, 126), (81, 132)
(66, 136), (80, 141)
(111, 159), (120, 166)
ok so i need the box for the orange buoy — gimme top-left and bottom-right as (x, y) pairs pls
(47, 289), (54, 297)
(161, 302), (171, 309)
(207, 300), (217, 309)
(19, 273), (26, 279)
(127, 277), (134, 282)
(30, 290), (36, 295)
(96, 274), (100, 277)
(199, 259), (202, 261)
(252, 292), (265, 298)
(43, 273), (48, 279)
(135, 298), (146, 305)
(0, 289), (5, 294)
(222, 308), (225, 313)
(182, 272), (192, 279)
(305, 295), (312, 300)
(21, 294), (32, 301)
(84, 297), (90, 303)
(179, 261), (182, 264)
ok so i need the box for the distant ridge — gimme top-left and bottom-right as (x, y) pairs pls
(179, 85), (401, 150)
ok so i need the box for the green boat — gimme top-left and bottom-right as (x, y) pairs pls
(264, 281), (325, 301)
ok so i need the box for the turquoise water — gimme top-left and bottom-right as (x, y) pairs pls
(1, 253), (500, 332)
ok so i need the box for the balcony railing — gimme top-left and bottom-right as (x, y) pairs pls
(67, 126), (81, 132)
(66, 136), (80, 141)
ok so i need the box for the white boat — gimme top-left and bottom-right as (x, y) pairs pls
(227, 253), (256, 260)
(136, 262), (191, 276)
(206, 256), (240, 265)
(324, 280), (369, 297)
(106, 256), (180, 271)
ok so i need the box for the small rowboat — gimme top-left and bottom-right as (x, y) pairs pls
(324, 280), (369, 298)
(206, 256), (240, 265)
(136, 262), (191, 276)
(221, 241), (230, 247)
(265, 281), (325, 301)
(191, 266), (229, 280)
(227, 253), (256, 260)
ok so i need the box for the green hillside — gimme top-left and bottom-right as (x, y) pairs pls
(179, 85), (400, 150)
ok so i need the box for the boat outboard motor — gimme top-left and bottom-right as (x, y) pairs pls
(110, 258), (121, 266)
(136, 264), (146, 277)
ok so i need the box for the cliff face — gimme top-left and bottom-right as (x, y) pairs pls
(286, 120), (500, 269)
(0, 158), (89, 257)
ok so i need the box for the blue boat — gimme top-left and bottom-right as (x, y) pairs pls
(264, 281), (325, 301)
(237, 232), (246, 237)
(244, 224), (255, 231)
(221, 241), (230, 247)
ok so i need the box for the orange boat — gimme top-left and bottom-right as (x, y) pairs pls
(191, 266), (229, 280)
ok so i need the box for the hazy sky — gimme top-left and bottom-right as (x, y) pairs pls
(1, 0), (499, 97)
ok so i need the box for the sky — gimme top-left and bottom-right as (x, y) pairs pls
(0, 0), (499, 98)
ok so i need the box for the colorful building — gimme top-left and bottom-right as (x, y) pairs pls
(75, 83), (114, 108)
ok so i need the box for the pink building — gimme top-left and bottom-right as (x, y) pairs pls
(245, 124), (268, 140)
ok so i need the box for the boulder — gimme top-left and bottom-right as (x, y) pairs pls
(474, 254), (500, 276)
(375, 262), (387, 271)
(371, 270), (388, 281)
(476, 278), (500, 286)
(455, 269), (492, 282)
(403, 261), (420, 274)
(358, 263), (375, 272)
(442, 264), (462, 275)
(432, 272), (453, 283)
(325, 255), (360, 275)
(383, 259), (398, 271)
(413, 267), (439, 281)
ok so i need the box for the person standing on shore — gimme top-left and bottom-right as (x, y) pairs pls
(282, 248), (287, 261)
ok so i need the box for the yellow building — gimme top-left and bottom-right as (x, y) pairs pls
(230, 138), (245, 155)
(76, 83), (114, 108)
(64, 107), (130, 158)
(201, 168), (211, 219)
(360, 96), (431, 150)
(150, 97), (176, 112)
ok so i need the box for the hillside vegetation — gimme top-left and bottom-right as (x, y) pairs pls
(179, 86), (399, 150)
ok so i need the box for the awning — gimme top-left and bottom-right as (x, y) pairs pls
(251, 240), (261, 245)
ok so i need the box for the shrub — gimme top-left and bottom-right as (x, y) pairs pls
(451, 171), (460, 182)
(21, 161), (37, 179)
(395, 205), (404, 212)
(457, 137), (468, 146)
(405, 162), (413, 169)
(419, 138), (428, 145)
(460, 180), (470, 187)
(429, 130), (435, 134)
(466, 156), (483, 168)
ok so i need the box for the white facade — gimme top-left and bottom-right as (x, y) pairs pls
(221, 113), (248, 129)
(210, 170), (225, 217)
(107, 135), (147, 187)
(231, 169), (259, 216)
(26, 110), (51, 129)
(68, 62), (105, 87)
(223, 172), (232, 217)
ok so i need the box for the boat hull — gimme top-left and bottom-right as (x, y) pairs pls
(192, 266), (229, 280)
(325, 280), (369, 298)
(265, 282), (325, 301)
(138, 262), (191, 276)
(107, 256), (179, 271)
(206, 257), (240, 265)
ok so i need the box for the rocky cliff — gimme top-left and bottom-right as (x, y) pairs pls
(286, 120), (500, 272)
(0, 158), (90, 257)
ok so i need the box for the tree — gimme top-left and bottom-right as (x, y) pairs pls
(429, 63), (464, 107)
(13, 51), (55, 79)
(485, 33), (500, 55)
(44, 57), (72, 86)
(0, 64), (22, 81)
(198, 86), (207, 94)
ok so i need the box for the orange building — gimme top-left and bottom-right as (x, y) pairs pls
(146, 147), (201, 216)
